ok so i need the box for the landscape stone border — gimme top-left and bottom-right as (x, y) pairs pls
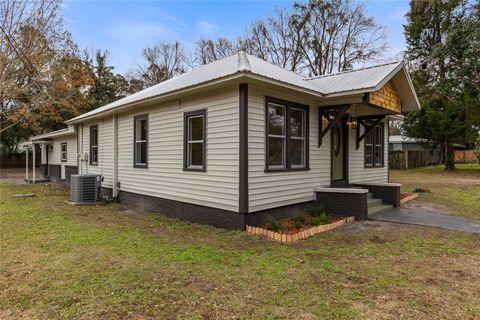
(246, 216), (355, 243)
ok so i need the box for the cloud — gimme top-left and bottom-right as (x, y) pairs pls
(196, 21), (220, 35)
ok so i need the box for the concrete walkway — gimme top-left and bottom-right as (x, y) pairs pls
(369, 207), (480, 234)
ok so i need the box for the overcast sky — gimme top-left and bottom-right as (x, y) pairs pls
(62, 0), (410, 74)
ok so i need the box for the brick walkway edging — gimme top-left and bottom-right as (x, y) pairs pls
(400, 193), (419, 204)
(246, 216), (355, 243)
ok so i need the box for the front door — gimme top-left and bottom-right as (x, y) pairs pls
(331, 117), (348, 186)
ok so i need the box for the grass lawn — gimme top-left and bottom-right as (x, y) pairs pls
(390, 163), (480, 220)
(1, 182), (480, 319)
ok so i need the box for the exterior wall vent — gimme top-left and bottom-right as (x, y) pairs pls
(70, 174), (101, 203)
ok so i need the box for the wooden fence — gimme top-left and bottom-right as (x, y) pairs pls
(389, 150), (439, 170)
(454, 150), (478, 163)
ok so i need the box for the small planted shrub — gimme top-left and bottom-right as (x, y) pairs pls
(293, 214), (306, 229)
(309, 204), (326, 217)
(265, 215), (282, 231)
(311, 216), (323, 226)
(318, 211), (331, 224)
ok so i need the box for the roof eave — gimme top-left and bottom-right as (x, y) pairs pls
(66, 71), (325, 125)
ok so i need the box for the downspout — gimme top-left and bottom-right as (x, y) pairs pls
(112, 114), (119, 199)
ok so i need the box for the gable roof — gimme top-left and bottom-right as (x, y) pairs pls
(66, 53), (420, 124)
(305, 61), (421, 111)
(66, 52), (325, 124)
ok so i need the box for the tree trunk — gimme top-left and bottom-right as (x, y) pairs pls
(445, 140), (455, 171)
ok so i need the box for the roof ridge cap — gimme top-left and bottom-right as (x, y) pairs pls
(305, 61), (403, 80)
(237, 51), (251, 72)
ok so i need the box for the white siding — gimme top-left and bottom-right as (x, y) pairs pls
(81, 118), (114, 188)
(348, 121), (389, 183)
(80, 87), (239, 211)
(50, 135), (77, 179)
(248, 85), (330, 212)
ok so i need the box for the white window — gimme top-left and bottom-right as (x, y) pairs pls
(266, 98), (309, 170)
(60, 143), (67, 162)
(134, 114), (148, 167)
(184, 109), (206, 171)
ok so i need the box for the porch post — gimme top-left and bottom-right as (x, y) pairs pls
(32, 143), (36, 183)
(25, 146), (29, 181)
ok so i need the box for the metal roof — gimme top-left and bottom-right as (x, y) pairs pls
(30, 127), (76, 141)
(66, 52), (324, 124)
(305, 61), (421, 111)
(65, 53), (420, 124)
(389, 135), (426, 143)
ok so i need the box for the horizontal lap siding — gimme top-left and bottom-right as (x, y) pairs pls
(50, 135), (77, 179)
(348, 121), (388, 183)
(115, 88), (239, 211)
(82, 118), (114, 188)
(248, 85), (330, 213)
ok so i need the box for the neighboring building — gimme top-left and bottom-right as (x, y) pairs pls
(389, 135), (441, 169)
(28, 53), (420, 229)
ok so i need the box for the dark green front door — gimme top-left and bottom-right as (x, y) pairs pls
(331, 118), (347, 184)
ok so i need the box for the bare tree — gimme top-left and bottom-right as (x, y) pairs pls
(291, 0), (387, 76)
(245, 7), (303, 71)
(130, 41), (187, 87)
(194, 37), (246, 65)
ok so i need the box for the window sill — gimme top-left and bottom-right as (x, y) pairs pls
(133, 164), (148, 168)
(89, 163), (98, 166)
(364, 165), (385, 169)
(264, 167), (310, 172)
(183, 167), (206, 172)
(61, 160), (67, 163)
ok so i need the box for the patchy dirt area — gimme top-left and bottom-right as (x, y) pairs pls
(0, 167), (43, 184)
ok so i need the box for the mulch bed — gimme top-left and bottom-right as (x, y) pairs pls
(261, 215), (347, 235)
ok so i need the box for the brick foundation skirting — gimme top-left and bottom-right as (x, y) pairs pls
(316, 191), (368, 220)
(64, 166), (78, 187)
(116, 189), (246, 230)
(48, 164), (61, 183)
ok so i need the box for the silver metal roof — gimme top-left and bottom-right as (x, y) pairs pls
(306, 61), (421, 111)
(67, 52), (324, 124)
(65, 53), (420, 124)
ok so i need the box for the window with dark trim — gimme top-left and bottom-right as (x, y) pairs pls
(265, 97), (309, 171)
(90, 125), (98, 165)
(60, 143), (67, 162)
(184, 109), (206, 171)
(364, 124), (384, 167)
(134, 114), (148, 167)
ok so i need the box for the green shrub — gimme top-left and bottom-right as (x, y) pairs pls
(265, 215), (282, 231)
(293, 214), (306, 229)
(309, 204), (326, 217)
(311, 216), (323, 226)
(318, 211), (331, 224)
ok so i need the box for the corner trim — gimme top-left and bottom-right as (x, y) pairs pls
(239, 83), (248, 214)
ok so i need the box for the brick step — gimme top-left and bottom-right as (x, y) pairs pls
(368, 204), (393, 214)
(367, 198), (383, 208)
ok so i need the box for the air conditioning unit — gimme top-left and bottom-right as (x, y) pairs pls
(70, 174), (101, 203)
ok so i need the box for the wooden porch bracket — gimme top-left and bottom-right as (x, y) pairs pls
(318, 105), (349, 146)
(356, 115), (385, 150)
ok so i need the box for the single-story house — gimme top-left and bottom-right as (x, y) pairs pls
(28, 52), (420, 229)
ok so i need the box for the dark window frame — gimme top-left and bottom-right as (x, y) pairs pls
(183, 109), (207, 171)
(133, 114), (149, 168)
(364, 122), (384, 168)
(89, 125), (98, 165)
(265, 96), (310, 172)
(60, 142), (67, 162)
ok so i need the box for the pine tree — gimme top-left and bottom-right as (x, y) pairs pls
(403, 0), (480, 170)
